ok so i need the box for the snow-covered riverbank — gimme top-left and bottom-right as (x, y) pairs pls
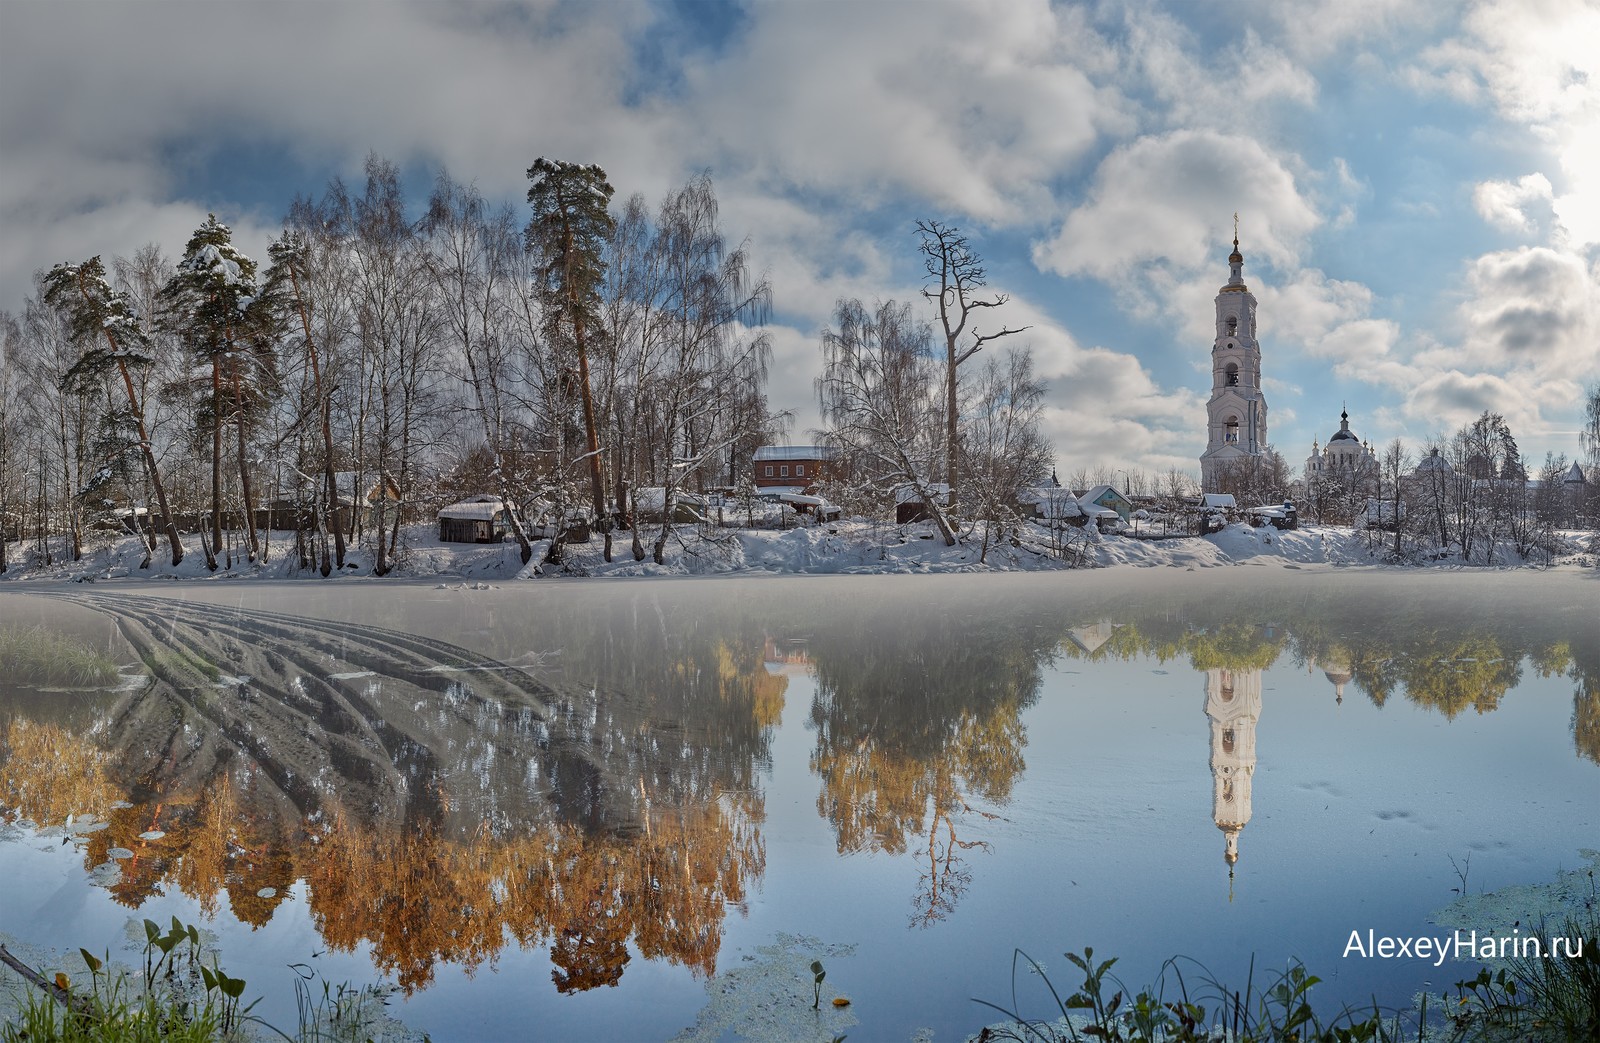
(1, 520), (1593, 583)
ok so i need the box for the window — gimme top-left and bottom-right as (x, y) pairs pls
(1226, 316), (1238, 336)
(796, 464), (805, 477)
(1225, 362), (1239, 387)
(780, 465), (789, 477)
(764, 465), (773, 477)
(1225, 416), (1240, 444)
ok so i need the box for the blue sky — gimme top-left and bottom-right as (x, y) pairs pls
(2, 0), (1595, 480)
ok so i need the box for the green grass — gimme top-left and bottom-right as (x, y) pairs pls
(0, 627), (120, 688)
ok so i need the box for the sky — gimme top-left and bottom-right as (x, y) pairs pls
(1, 0), (1596, 482)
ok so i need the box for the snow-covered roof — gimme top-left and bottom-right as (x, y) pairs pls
(633, 487), (709, 511)
(1019, 487), (1085, 515)
(1412, 449), (1453, 474)
(1079, 484), (1130, 504)
(754, 485), (809, 498)
(753, 445), (837, 461)
(1563, 461), (1587, 484)
(1200, 493), (1236, 509)
(438, 499), (507, 521)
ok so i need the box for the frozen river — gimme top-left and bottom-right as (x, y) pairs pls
(2, 570), (1596, 1040)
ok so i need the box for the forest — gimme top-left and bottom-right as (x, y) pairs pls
(0, 151), (1067, 576)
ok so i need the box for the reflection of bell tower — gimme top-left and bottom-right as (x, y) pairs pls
(1205, 667), (1262, 890)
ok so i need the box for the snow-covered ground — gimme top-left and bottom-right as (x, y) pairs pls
(1, 519), (1593, 584)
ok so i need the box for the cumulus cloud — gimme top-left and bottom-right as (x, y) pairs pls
(1413, 0), (1600, 247)
(1033, 129), (1320, 281)
(1473, 173), (1556, 235)
(1458, 246), (1597, 371)
(679, 0), (1128, 225)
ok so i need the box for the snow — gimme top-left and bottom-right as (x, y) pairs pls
(0, 520), (1590, 585)
(752, 445), (837, 461)
(437, 499), (506, 521)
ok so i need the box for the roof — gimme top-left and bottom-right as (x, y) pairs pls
(438, 499), (507, 521)
(1080, 484), (1131, 504)
(753, 445), (837, 461)
(1564, 461), (1587, 483)
(1200, 493), (1236, 509)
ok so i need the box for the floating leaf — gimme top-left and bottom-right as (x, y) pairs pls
(54, 972), (70, 991)
(832, 997), (851, 1007)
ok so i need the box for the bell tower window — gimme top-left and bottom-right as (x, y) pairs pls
(1225, 362), (1239, 387)
(1226, 316), (1237, 336)
(1225, 416), (1240, 443)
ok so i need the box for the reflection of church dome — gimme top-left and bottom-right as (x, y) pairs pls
(1323, 663), (1352, 704)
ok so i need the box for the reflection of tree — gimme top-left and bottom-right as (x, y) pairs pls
(0, 718), (122, 829)
(805, 603), (1047, 924)
(0, 590), (776, 994)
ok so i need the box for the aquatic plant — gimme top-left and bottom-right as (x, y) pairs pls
(971, 927), (1600, 1043)
(0, 626), (119, 688)
(0, 917), (393, 1043)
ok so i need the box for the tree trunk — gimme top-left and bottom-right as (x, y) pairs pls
(233, 371), (259, 561)
(208, 359), (223, 570)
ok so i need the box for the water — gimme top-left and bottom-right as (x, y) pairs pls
(1, 571), (1596, 1041)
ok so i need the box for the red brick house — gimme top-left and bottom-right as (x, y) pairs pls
(752, 445), (839, 490)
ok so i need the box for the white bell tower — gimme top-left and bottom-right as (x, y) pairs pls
(1200, 218), (1269, 490)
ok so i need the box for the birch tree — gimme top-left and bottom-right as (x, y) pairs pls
(817, 298), (955, 545)
(424, 173), (537, 564)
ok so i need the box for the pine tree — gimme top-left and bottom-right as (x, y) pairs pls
(41, 256), (184, 566)
(526, 158), (615, 560)
(161, 215), (271, 568)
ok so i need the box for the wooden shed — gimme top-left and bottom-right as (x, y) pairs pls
(438, 496), (511, 544)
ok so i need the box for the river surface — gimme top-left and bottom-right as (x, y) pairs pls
(1, 571), (1596, 1041)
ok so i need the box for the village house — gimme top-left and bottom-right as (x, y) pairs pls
(752, 445), (839, 492)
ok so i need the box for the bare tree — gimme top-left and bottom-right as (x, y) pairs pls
(643, 174), (773, 565)
(818, 298), (955, 544)
(916, 220), (1028, 508)
(960, 347), (1052, 563)
(424, 173), (537, 564)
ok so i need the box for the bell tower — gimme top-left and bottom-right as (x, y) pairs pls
(1200, 218), (1269, 490)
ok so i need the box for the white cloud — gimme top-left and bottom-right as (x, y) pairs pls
(1472, 173), (1556, 234)
(1033, 129), (1321, 281)
(679, 0), (1128, 225)
(1414, 0), (1600, 247)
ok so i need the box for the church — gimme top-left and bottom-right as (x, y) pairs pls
(1199, 233), (1268, 490)
(1198, 229), (1378, 499)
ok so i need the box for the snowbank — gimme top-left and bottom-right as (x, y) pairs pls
(0, 520), (1589, 584)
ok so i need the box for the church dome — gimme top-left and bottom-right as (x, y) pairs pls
(1414, 447), (1453, 473)
(1328, 408), (1358, 442)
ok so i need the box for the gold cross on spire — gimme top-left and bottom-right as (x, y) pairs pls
(1233, 211), (1239, 245)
